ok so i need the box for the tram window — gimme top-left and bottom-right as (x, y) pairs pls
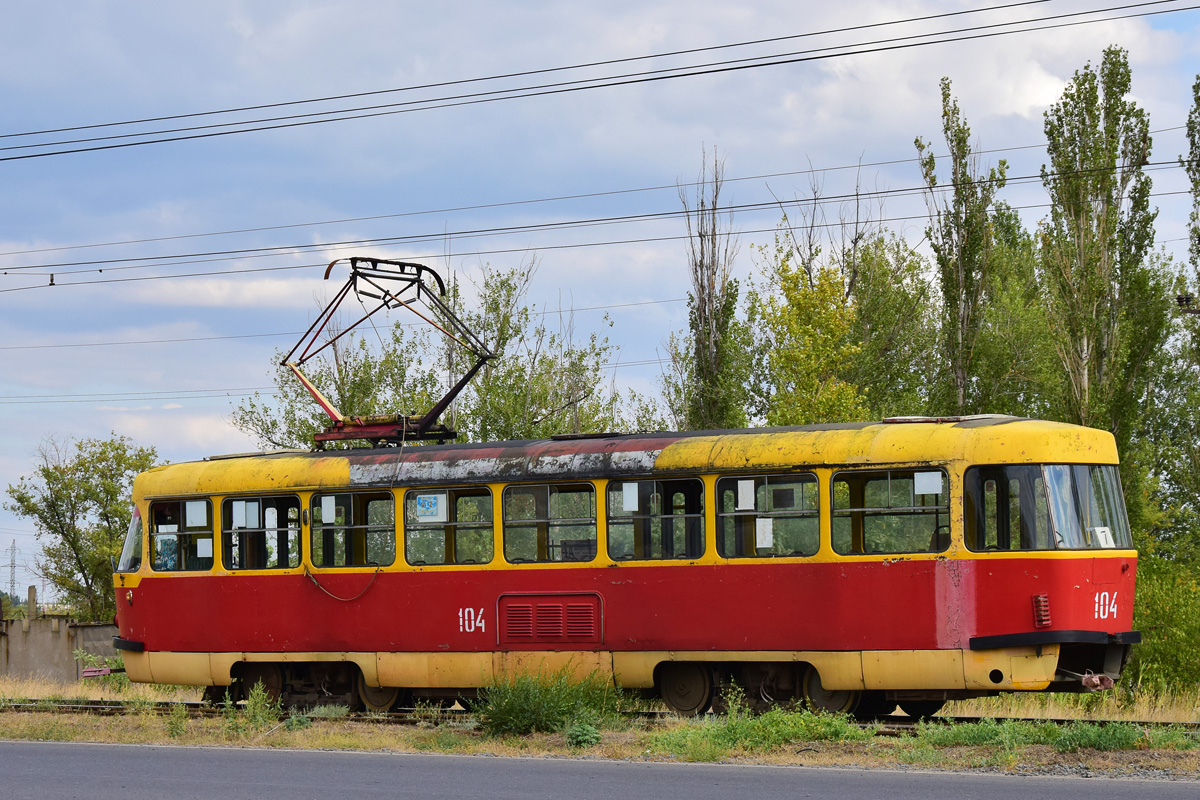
(503, 483), (597, 563)
(310, 492), (395, 568)
(149, 499), (214, 571)
(607, 479), (704, 561)
(116, 508), (143, 572)
(716, 474), (818, 558)
(221, 496), (301, 570)
(964, 464), (1130, 550)
(832, 469), (948, 555)
(404, 488), (494, 566)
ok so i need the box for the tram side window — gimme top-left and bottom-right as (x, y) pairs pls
(503, 483), (597, 563)
(607, 479), (704, 560)
(149, 499), (214, 571)
(832, 470), (948, 555)
(311, 492), (395, 567)
(222, 496), (301, 570)
(963, 465), (1053, 551)
(404, 488), (494, 566)
(716, 474), (819, 558)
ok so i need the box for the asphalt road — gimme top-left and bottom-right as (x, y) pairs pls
(4, 741), (1197, 799)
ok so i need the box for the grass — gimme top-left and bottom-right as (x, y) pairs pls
(2, 675), (1199, 777)
(0, 675), (199, 705)
(948, 685), (1200, 723)
(475, 666), (630, 736)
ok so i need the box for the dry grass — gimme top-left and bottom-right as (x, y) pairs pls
(948, 688), (1200, 724)
(0, 712), (1197, 778)
(0, 675), (200, 704)
(2, 678), (1199, 779)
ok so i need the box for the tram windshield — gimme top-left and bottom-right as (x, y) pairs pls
(964, 464), (1132, 551)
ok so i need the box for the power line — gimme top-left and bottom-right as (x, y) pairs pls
(0, 1), (1052, 142)
(2, 1), (1195, 163)
(0, 124), (1185, 262)
(0, 359), (678, 405)
(0, 160), (1189, 285)
(0, 298), (689, 351)
(3, 185), (1192, 298)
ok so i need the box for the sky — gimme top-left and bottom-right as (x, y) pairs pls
(1, 0), (1198, 596)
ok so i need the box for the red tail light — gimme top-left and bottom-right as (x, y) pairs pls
(1032, 594), (1052, 628)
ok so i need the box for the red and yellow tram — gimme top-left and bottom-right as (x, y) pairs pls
(112, 415), (1140, 716)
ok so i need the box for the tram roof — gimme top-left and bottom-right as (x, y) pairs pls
(133, 416), (1120, 498)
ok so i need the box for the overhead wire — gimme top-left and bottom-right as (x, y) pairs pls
(1, 1), (1196, 162)
(0, 1), (1051, 141)
(0, 159), (1190, 285)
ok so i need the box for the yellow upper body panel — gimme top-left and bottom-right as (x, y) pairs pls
(657, 418), (1118, 473)
(132, 418), (1118, 501)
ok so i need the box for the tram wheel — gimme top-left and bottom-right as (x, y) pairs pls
(356, 673), (401, 712)
(898, 700), (945, 719)
(798, 665), (860, 715)
(659, 662), (714, 716)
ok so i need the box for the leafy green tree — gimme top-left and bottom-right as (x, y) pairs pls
(232, 323), (441, 449)
(970, 204), (1060, 418)
(1184, 74), (1200, 271)
(746, 231), (870, 425)
(1038, 46), (1177, 536)
(1039, 46), (1172, 443)
(233, 260), (619, 448)
(446, 262), (619, 441)
(4, 435), (157, 621)
(916, 77), (1008, 415)
(842, 233), (938, 418)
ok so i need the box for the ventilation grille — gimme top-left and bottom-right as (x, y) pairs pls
(499, 594), (602, 646)
(1032, 593), (1052, 628)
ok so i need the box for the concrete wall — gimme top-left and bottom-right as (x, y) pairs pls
(0, 618), (118, 682)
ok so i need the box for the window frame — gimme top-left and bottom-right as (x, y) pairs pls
(220, 494), (302, 571)
(403, 486), (495, 567)
(501, 482), (598, 564)
(606, 477), (705, 561)
(309, 490), (396, 569)
(716, 472), (821, 559)
(148, 498), (215, 572)
(831, 468), (949, 556)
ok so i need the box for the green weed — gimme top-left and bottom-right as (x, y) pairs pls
(476, 667), (624, 736)
(164, 702), (188, 738)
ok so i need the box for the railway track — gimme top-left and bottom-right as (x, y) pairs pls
(2, 699), (1198, 737)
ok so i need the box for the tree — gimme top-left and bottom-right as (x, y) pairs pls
(1038, 46), (1172, 443)
(842, 232), (938, 419)
(969, 203), (1060, 418)
(5, 435), (157, 621)
(232, 321), (442, 450)
(746, 230), (869, 425)
(232, 259), (620, 448)
(916, 77), (1008, 415)
(446, 261), (619, 441)
(676, 148), (750, 430)
(1184, 74), (1200, 272)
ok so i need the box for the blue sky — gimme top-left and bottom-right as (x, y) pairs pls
(1, 0), (1198, 595)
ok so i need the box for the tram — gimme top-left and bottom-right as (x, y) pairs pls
(111, 416), (1140, 716)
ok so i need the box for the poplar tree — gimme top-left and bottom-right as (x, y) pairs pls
(915, 77), (1008, 415)
(1038, 46), (1171, 447)
(677, 149), (749, 430)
